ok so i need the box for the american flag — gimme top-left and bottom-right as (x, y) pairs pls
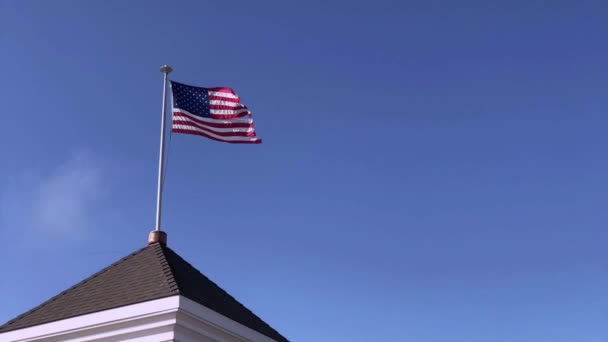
(170, 81), (262, 144)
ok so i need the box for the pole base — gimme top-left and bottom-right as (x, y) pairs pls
(148, 230), (167, 246)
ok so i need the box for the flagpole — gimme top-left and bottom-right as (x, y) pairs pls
(155, 65), (172, 232)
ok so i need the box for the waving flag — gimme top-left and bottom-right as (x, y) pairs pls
(170, 81), (262, 144)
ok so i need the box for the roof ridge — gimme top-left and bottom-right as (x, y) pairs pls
(0, 245), (149, 330)
(151, 243), (180, 294)
(162, 246), (288, 341)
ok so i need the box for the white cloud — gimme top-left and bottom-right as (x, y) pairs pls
(0, 151), (104, 240)
(32, 152), (102, 234)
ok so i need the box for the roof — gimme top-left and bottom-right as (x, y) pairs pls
(0, 243), (288, 342)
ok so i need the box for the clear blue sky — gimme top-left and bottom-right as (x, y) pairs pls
(1, 1), (607, 341)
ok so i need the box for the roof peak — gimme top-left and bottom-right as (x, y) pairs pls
(0, 243), (288, 342)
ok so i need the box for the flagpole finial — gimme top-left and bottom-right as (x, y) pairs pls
(148, 230), (167, 246)
(160, 65), (173, 74)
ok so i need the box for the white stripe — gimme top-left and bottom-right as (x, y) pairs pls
(172, 109), (253, 124)
(210, 108), (250, 116)
(209, 100), (244, 107)
(208, 91), (239, 99)
(172, 124), (260, 142)
(173, 116), (255, 134)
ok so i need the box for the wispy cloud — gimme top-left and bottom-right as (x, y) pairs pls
(33, 152), (103, 233)
(1, 151), (104, 242)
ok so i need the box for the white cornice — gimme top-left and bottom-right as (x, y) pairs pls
(0, 296), (180, 342)
(0, 296), (281, 342)
(177, 296), (278, 342)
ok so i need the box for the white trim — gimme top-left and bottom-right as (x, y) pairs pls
(178, 296), (278, 342)
(0, 296), (180, 342)
(0, 296), (282, 342)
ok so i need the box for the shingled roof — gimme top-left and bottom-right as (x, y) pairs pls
(0, 243), (288, 342)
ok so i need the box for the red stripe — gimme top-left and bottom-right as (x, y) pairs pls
(173, 111), (253, 128)
(210, 104), (247, 111)
(172, 128), (262, 144)
(208, 87), (237, 94)
(209, 95), (240, 103)
(173, 121), (257, 137)
(209, 112), (249, 120)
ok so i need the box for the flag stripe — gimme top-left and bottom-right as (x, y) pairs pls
(173, 122), (256, 137)
(210, 100), (244, 107)
(173, 129), (261, 144)
(173, 115), (255, 134)
(208, 87), (237, 94)
(209, 95), (240, 103)
(173, 109), (253, 125)
(209, 113), (249, 120)
(208, 91), (239, 99)
(209, 105), (247, 111)
(173, 111), (254, 128)
(173, 125), (261, 143)
(210, 108), (250, 115)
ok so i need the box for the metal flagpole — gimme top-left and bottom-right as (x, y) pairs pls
(155, 65), (173, 232)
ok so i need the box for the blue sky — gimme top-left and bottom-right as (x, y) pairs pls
(1, 0), (607, 341)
